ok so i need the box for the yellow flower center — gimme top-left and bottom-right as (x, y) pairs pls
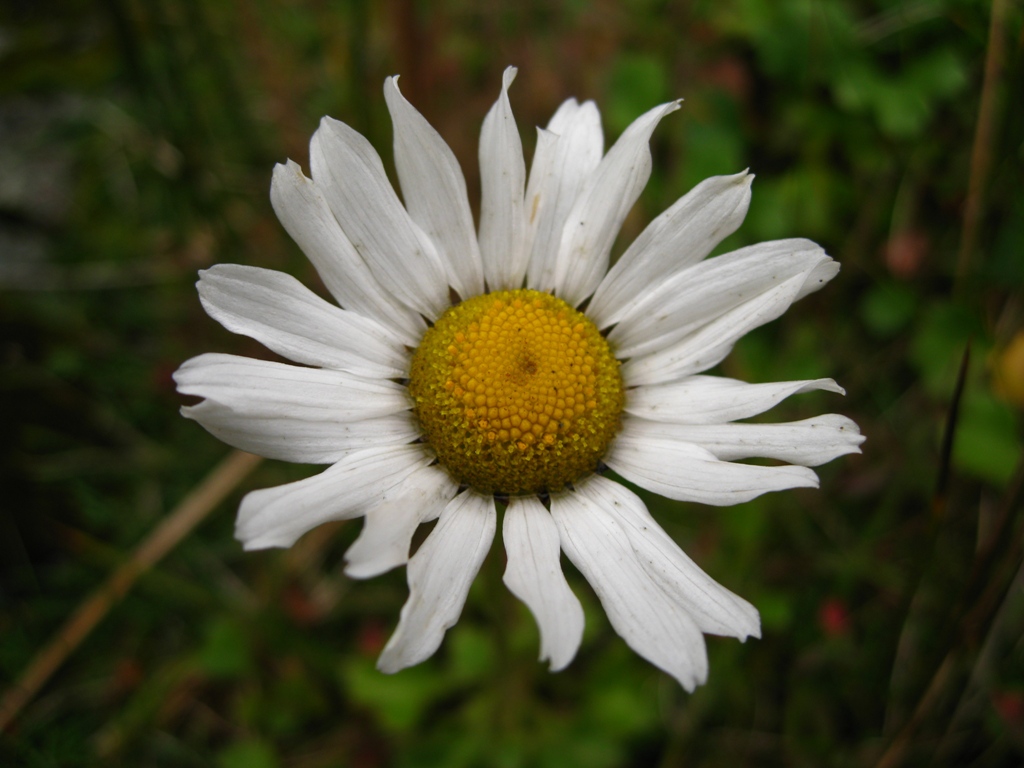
(408, 289), (624, 494)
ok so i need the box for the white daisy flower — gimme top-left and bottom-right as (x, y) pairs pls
(174, 66), (863, 691)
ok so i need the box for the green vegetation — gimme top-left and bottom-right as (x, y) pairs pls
(2, 0), (1022, 765)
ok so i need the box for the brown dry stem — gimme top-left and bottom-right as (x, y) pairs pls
(955, 0), (1010, 290)
(0, 449), (263, 734)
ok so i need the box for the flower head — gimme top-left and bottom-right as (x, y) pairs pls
(175, 67), (863, 690)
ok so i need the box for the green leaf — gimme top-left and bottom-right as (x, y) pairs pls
(605, 54), (670, 135)
(860, 281), (918, 337)
(907, 48), (967, 99)
(217, 741), (278, 768)
(198, 618), (252, 679)
(873, 80), (930, 139)
(745, 168), (833, 242)
(682, 118), (745, 191)
(833, 61), (877, 113)
(340, 656), (446, 733)
(756, 590), (794, 630)
(909, 303), (978, 396)
(447, 624), (495, 683)
(953, 389), (1022, 487)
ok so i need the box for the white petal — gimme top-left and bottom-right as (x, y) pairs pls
(610, 239), (836, 358)
(197, 264), (408, 378)
(269, 160), (424, 345)
(235, 444), (432, 550)
(183, 403), (417, 465)
(525, 99), (603, 292)
(621, 272), (813, 387)
(310, 117), (450, 319)
(384, 77), (484, 300)
(630, 414), (865, 466)
(344, 464), (460, 579)
(547, 96), (604, 142)
(175, 353), (408, 422)
(605, 428), (819, 506)
(175, 354), (414, 462)
(587, 171), (753, 329)
(550, 486), (708, 691)
(502, 496), (584, 671)
(626, 376), (845, 424)
(478, 66), (528, 290)
(377, 491), (497, 673)
(551, 101), (681, 307)
(576, 475), (760, 639)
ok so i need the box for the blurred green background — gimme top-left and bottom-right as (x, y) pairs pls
(2, 0), (1023, 765)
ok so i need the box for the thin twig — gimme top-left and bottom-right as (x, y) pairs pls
(876, 655), (956, 768)
(955, 0), (1010, 291)
(0, 449), (263, 734)
(876, 458), (1024, 767)
(933, 342), (970, 519)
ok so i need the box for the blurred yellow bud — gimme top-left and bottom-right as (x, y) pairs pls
(994, 331), (1024, 407)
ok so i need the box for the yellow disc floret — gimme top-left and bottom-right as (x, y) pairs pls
(408, 289), (624, 494)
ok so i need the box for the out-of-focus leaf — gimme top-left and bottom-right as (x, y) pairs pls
(906, 48), (967, 100)
(833, 61), (877, 113)
(721, 499), (768, 551)
(198, 618), (252, 679)
(217, 741), (278, 768)
(833, 48), (966, 140)
(873, 80), (930, 138)
(261, 659), (329, 737)
(953, 389), (1022, 487)
(448, 624), (495, 683)
(746, 167), (833, 241)
(757, 590), (795, 631)
(589, 683), (659, 738)
(682, 117), (745, 192)
(909, 303), (980, 396)
(605, 54), (670, 135)
(339, 656), (446, 733)
(861, 281), (919, 337)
